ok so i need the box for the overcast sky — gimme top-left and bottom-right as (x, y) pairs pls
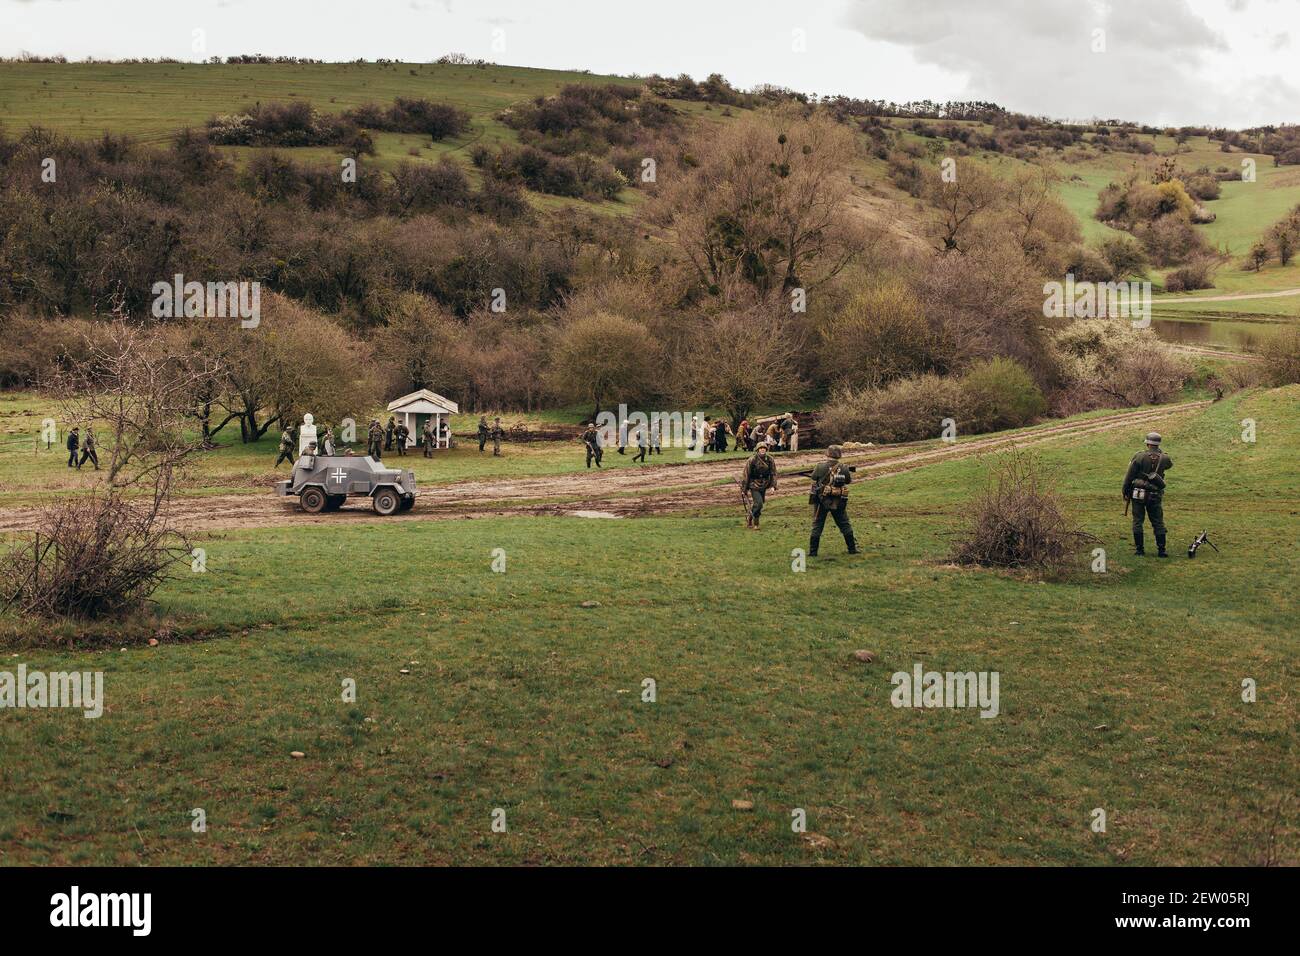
(2, 0), (1296, 127)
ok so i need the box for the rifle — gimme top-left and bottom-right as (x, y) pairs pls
(1123, 496), (1130, 517)
(1187, 530), (1218, 559)
(788, 465), (859, 479)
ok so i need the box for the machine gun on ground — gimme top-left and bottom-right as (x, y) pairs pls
(1187, 530), (1219, 559)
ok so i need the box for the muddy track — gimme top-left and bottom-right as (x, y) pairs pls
(0, 402), (1209, 533)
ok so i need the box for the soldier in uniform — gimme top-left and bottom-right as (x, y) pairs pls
(367, 419), (384, 459)
(582, 422), (603, 468)
(1123, 431), (1174, 557)
(650, 417), (662, 455)
(632, 422), (648, 463)
(384, 416), (396, 451)
(477, 416), (490, 453)
(275, 426), (296, 467)
(77, 429), (100, 470)
(422, 421), (435, 458)
(394, 422), (409, 456)
(808, 445), (857, 557)
(66, 426), (80, 468)
(491, 417), (504, 457)
(740, 443), (777, 529)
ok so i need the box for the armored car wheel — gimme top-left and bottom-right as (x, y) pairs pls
(300, 487), (327, 514)
(372, 488), (400, 516)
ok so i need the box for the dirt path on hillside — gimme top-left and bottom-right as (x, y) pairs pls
(1157, 287), (1300, 303)
(0, 402), (1209, 533)
(1167, 343), (1262, 362)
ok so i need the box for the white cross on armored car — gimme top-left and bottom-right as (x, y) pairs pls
(276, 453), (417, 515)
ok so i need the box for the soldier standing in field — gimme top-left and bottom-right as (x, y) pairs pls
(632, 422), (648, 463)
(808, 445), (858, 557)
(384, 416), (396, 452)
(740, 443), (777, 529)
(477, 416), (489, 453)
(582, 422), (603, 468)
(422, 421), (435, 458)
(66, 426), (79, 468)
(275, 426), (296, 467)
(491, 417), (504, 457)
(650, 417), (662, 455)
(394, 422), (409, 456)
(77, 429), (100, 470)
(367, 419), (384, 459)
(1123, 431), (1174, 557)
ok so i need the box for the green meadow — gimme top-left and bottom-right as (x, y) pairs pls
(1, 387), (1294, 865)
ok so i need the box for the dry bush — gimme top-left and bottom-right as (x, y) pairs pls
(818, 373), (966, 444)
(951, 452), (1096, 575)
(1052, 319), (1190, 409)
(0, 493), (188, 620)
(1258, 327), (1300, 386)
(1, 323), (216, 627)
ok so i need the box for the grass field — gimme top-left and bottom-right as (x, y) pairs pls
(1, 387), (1295, 865)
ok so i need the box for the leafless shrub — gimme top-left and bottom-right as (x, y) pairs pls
(1, 322), (217, 624)
(1258, 326), (1300, 386)
(0, 493), (189, 620)
(951, 452), (1096, 575)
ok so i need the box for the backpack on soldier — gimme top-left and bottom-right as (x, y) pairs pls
(1131, 452), (1165, 501)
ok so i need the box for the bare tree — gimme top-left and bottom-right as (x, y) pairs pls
(1, 322), (219, 621)
(671, 303), (804, 426)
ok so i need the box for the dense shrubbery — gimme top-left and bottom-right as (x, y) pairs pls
(1095, 172), (1216, 266)
(343, 98), (471, 139)
(206, 100), (357, 146)
(1258, 327), (1300, 386)
(1050, 320), (1189, 411)
(817, 357), (1046, 445)
(205, 97), (471, 147)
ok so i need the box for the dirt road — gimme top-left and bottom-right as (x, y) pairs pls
(0, 402), (1209, 533)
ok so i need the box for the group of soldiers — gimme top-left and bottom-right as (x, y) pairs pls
(734, 429), (1175, 561)
(740, 442), (856, 557)
(476, 416), (505, 456)
(63, 426), (100, 470)
(275, 414), (473, 467)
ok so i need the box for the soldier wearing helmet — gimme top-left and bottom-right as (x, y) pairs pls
(1123, 431), (1174, 557)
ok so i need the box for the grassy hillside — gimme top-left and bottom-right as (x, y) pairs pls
(1, 387), (1295, 864)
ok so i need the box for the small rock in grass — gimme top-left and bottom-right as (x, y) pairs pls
(731, 799), (754, 811)
(399, 669), (411, 675)
(580, 600), (601, 608)
(803, 833), (835, 850)
(852, 649), (876, 663)
(290, 751), (305, 759)
(147, 638), (159, 647)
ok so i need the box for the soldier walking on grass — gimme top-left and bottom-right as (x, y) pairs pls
(632, 422), (648, 463)
(491, 417), (504, 457)
(808, 445), (857, 557)
(66, 426), (79, 468)
(740, 443), (777, 529)
(478, 416), (489, 453)
(367, 419), (384, 460)
(1123, 431), (1174, 557)
(582, 422), (603, 468)
(394, 422), (409, 456)
(275, 426), (296, 467)
(77, 429), (100, 470)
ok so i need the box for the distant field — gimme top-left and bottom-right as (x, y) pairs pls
(0, 61), (637, 144)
